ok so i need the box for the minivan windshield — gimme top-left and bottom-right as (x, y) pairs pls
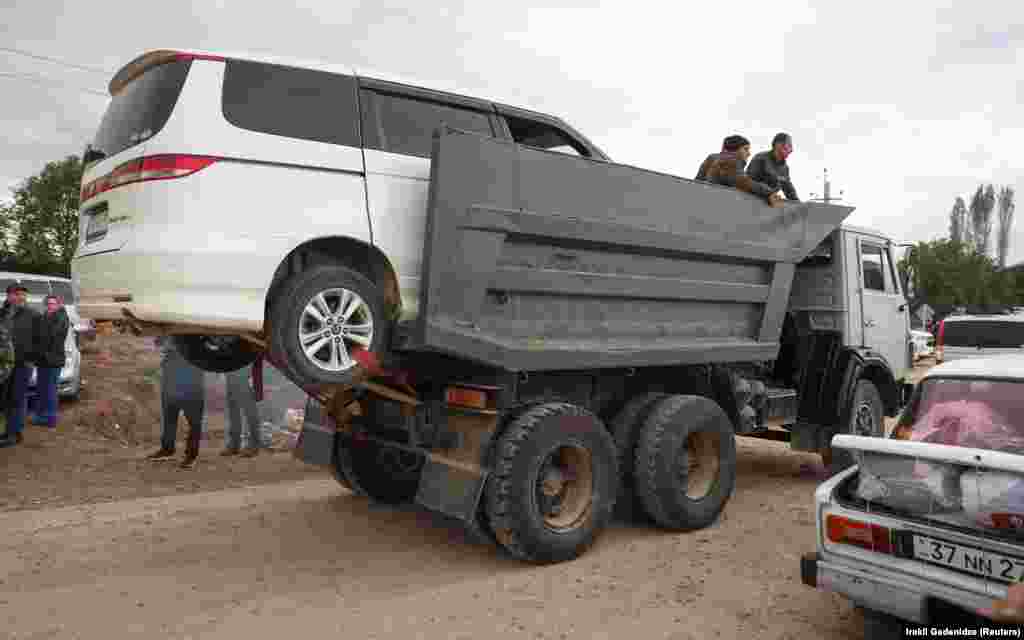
(90, 60), (191, 159)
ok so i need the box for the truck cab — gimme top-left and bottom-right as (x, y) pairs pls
(789, 223), (912, 384)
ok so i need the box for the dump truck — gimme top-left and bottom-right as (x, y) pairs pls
(274, 127), (914, 564)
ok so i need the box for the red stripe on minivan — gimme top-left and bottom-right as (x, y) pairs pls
(80, 155), (219, 203)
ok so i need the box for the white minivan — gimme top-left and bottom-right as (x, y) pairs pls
(73, 48), (608, 388)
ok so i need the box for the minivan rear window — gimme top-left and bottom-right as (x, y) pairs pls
(91, 60), (191, 159)
(942, 319), (1024, 349)
(18, 279), (50, 296)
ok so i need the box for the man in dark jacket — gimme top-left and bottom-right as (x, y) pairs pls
(0, 283), (40, 445)
(695, 135), (746, 181)
(706, 135), (783, 207)
(32, 295), (70, 428)
(746, 132), (799, 201)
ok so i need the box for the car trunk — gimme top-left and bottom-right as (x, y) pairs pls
(832, 434), (1024, 591)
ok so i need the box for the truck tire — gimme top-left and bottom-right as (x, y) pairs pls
(484, 402), (619, 564)
(268, 265), (389, 388)
(334, 429), (421, 505)
(172, 335), (260, 373)
(633, 395), (737, 531)
(825, 379), (884, 474)
(609, 392), (667, 521)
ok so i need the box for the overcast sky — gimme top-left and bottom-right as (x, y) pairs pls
(1, 1), (1022, 264)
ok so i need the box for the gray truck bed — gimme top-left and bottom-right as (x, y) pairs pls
(395, 127), (855, 372)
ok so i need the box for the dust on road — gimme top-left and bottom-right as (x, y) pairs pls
(1, 437), (862, 640)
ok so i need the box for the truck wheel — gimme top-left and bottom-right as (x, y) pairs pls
(484, 402), (619, 564)
(335, 429), (421, 505)
(609, 392), (667, 521)
(172, 335), (260, 373)
(825, 379), (884, 474)
(268, 265), (389, 388)
(633, 395), (737, 531)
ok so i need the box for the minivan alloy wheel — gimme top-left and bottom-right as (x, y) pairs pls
(297, 287), (374, 373)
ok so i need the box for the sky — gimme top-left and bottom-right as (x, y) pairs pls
(1, 0), (1022, 264)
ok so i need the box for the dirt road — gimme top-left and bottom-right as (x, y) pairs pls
(1, 437), (862, 640)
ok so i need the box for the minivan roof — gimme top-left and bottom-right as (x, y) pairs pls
(114, 48), (570, 127)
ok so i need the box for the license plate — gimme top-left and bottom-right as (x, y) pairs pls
(85, 206), (108, 243)
(910, 533), (1024, 583)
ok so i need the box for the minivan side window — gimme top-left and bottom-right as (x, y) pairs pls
(361, 90), (495, 159)
(504, 115), (591, 157)
(19, 279), (50, 296)
(861, 244), (886, 292)
(222, 60), (361, 148)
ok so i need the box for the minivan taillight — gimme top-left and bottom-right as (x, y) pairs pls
(935, 320), (945, 362)
(80, 155), (218, 203)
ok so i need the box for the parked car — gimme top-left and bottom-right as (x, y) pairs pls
(800, 353), (1024, 636)
(0, 272), (83, 399)
(909, 329), (934, 361)
(935, 311), (1024, 364)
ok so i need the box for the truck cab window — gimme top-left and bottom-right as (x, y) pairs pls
(861, 244), (886, 292)
(505, 115), (590, 157)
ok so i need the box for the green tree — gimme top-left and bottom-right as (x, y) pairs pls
(3, 155), (82, 275)
(969, 184), (997, 257)
(997, 186), (1016, 269)
(949, 196), (968, 245)
(897, 238), (1017, 308)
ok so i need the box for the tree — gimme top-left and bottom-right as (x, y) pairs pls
(949, 196), (969, 245)
(897, 238), (1020, 308)
(969, 184), (997, 257)
(997, 186), (1016, 269)
(3, 155), (82, 275)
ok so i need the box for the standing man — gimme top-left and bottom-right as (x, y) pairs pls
(746, 132), (799, 201)
(32, 294), (70, 428)
(222, 365), (265, 457)
(147, 336), (207, 469)
(0, 284), (39, 445)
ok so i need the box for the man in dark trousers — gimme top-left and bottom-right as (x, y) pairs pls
(746, 132), (799, 201)
(0, 284), (39, 445)
(147, 336), (206, 469)
(32, 294), (70, 428)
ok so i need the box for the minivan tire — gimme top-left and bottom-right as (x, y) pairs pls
(268, 265), (390, 388)
(172, 334), (260, 373)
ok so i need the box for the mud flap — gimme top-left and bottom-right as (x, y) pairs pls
(414, 458), (489, 525)
(294, 397), (335, 467)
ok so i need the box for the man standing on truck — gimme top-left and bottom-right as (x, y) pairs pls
(706, 136), (783, 207)
(746, 133), (799, 202)
(695, 135), (747, 181)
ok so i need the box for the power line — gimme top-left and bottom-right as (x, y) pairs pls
(0, 46), (115, 75)
(0, 71), (108, 97)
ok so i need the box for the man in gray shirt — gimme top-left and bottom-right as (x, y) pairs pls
(745, 132), (799, 201)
